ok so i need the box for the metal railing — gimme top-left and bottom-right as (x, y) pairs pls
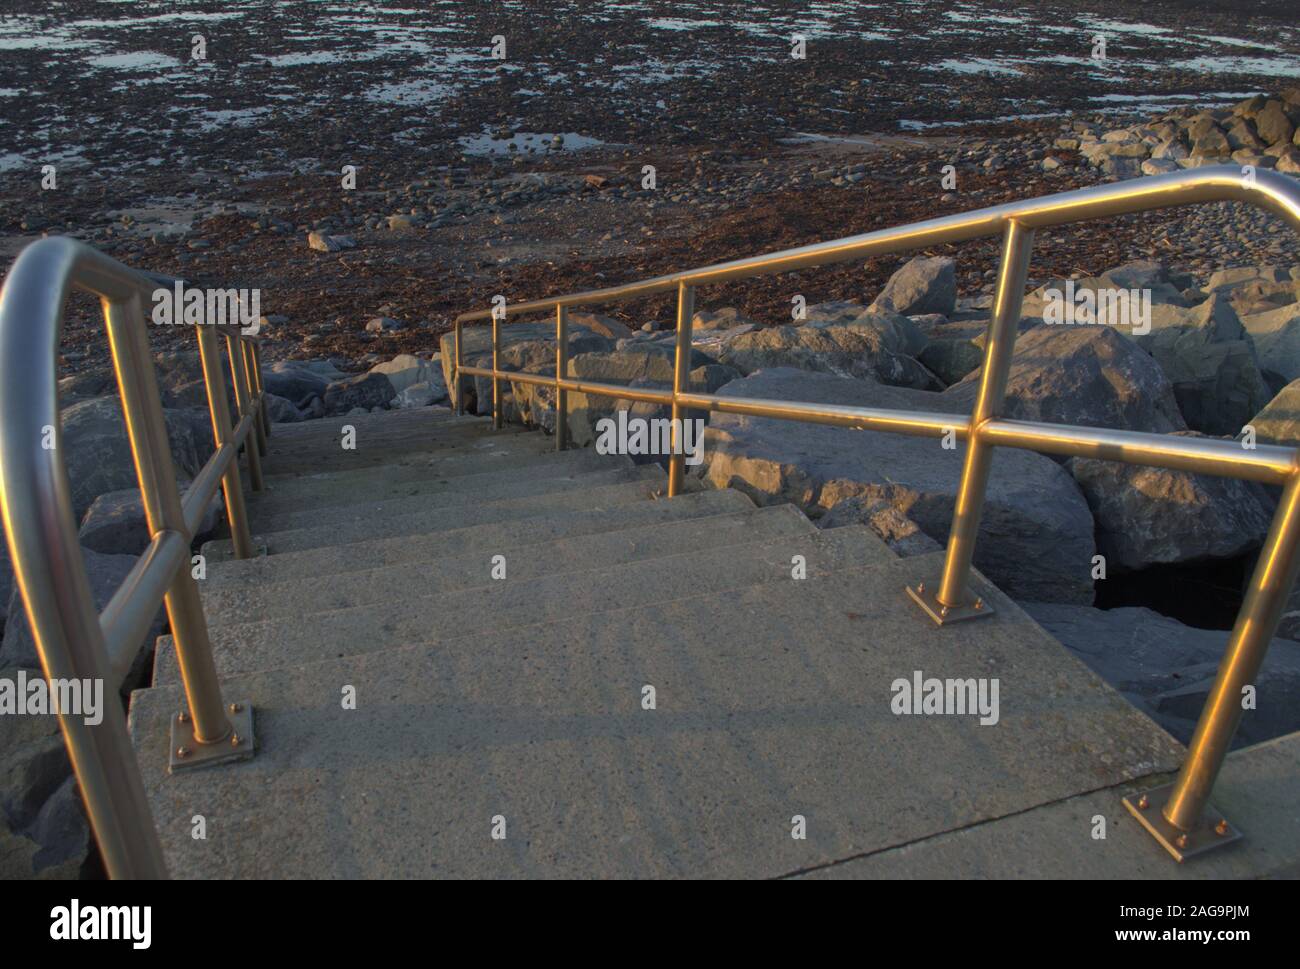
(456, 165), (1300, 862)
(0, 236), (270, 879)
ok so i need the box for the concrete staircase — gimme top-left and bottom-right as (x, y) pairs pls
(126, 406), (1300, 878)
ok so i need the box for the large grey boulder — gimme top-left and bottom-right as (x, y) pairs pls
(263, 362), (333, 408)
(322, 372), (395, 415)
(715, 324), (939, 390)
(1024, 602), (1300, 747)
(263, 392), (306, 423)
(699, 368), (1096, 603)
(368, 354), (441, 395)
(78, 484), (222, 556)
(802, 301), (928, 356)
(1, 545), (164, 682)
(0, 707), (86, 879)
(1241, 303), (1300, 384)
(869, 256), (957, 316)
(1136, 294), (1271, 436)
(1068, 444), (1275, 571)
(947, 325), (1187, 433)
(59, 396), (213, 519)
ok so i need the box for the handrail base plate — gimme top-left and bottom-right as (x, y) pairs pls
(906, 583), (995, 625)
(169, 701), (256, 774)
(1123, 783), (1240, 862)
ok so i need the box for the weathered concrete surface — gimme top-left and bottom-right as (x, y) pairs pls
(261, 419), (531, 475)
(201, 488), (756, 590)
(204, 474), (669, 557)
(251, 464), (654, 533)
(248, 447), (631, 517)
(158, 526), (894, 682)
(203, 504), (820, 624)
(130, 553), (1181, 878)
(800, 731), (1300, 879)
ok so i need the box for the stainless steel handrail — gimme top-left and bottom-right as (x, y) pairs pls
(456, 165), (1300, 862)
(0, 236), (268, 878)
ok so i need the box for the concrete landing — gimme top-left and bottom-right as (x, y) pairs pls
(130, 552), (1183, 878)
(798, 730), (1300, 879)
(157, 525), (895, 682)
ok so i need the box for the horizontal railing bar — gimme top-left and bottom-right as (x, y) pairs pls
(462, 363), (1300, 477)
(457, 166), (1300, 322)
(981, 418), (1297, 485)
(99, 529), (188, 687)
(180, 412), (259, 537)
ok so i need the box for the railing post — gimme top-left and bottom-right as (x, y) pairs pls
(242, 339), (268, 457)
(196, 324), (254, 560)
(1125, 471), (1300, 859)
(102, 296), (239, 752)
(667, 283), (696, 497)
(454, 319), (465, 416)
(226, 331), (264, 492)
(491, 305), (503, 430)
(909, 220), (1034, 624)
(555, 304), (569, 450)
(249, 338), (271, 440)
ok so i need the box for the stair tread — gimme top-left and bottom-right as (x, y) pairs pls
(203, 504), (820, 624)
(248, 449), (630, 514)
(250, 463), (649, 532)
(200, 489), (755, 589)
(205, 473), (669, 557)
(269, 406), (464, 442)
(262, 424), (531, 475)
(157, 525), (895, 682)
(129, 552), (1184, 879)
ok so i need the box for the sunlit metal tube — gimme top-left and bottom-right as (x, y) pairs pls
(99, 530), (188, 687)
(196, 324), (253, 559)
(491, 309), (502, 430)
(0, 237), (169, 879)
(226, 331), (264, 492)
(454, 319), (465, 415)
(938, 221), (1035, 608)
(242, 339), (268, 457)
(982, 418), (1297, 485)
(556, 305), (569, 451)
(668, 283), (696, 497)
(249, 340), (271, 440)
(1163, 473), (1300, 831)
(106, 297), (233, 748)
(181, 442), (234, 537)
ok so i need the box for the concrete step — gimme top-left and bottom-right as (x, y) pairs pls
(158, 524), (894, 683)
(262, 423), (531, 475)
(250, 462), (647, 533)
(263, 414), (494, 459)
(258, 432), (566, 487)
(202, 504), (820, 625)
(800, 730), (1300, 879)
(199, 488), (755, 590)
(269, 406), (462, 444)
(247, 448), (630, 516)
(129, 551), (1184, 878)
(203, 472), (669, 558)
